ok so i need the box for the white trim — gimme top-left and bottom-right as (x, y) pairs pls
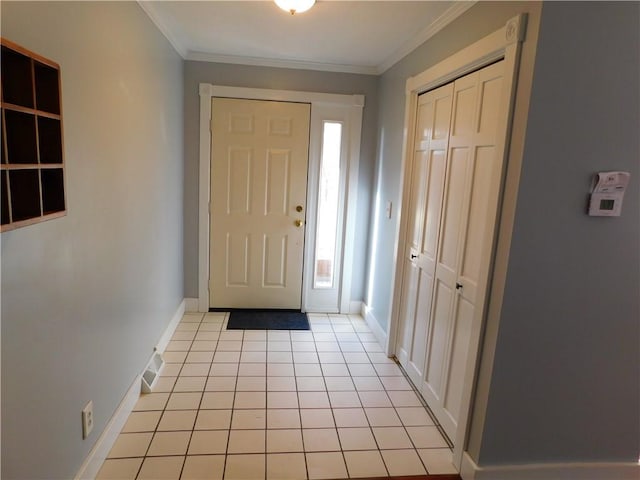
(74, 300), (186, 479)
(303, 103), (363, 313)
(138, 1), (470, 75)
(198, 84), (364, 313)
(339, 103), (363, 313)
(136, 1), (188, 58)
(361, 303), (388, 349)
(386, 14), (530, 470)
(198, 85), (213, 313)
(377, 1), (477, 73)
(461, 453), (640, 480)
(187, 51), (378, 76)
(349, 301), (363, 315)
(207, 85), (364, 107)
(74, 373), (141, 480)
(155, 299), (185, 353)
(184, 297), (199, 312)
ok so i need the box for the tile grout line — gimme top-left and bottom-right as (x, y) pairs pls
(189, 313), (213, 474)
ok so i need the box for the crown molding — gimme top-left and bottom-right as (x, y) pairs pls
(186, 51), (379, 76)
(376, 1), (477, 74)
(140, 0), (475, 76)
(137, 0), (188, 58)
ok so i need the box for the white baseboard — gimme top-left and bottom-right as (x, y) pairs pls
(75, 299), (187, 479)
(184, 297), (199, 312)
(361, 302), (388, 349)
(349, 301), (363, 315)
(74, 372), (142, 480)
(155, 299), (185, 353)
(461, 452), (640, 480)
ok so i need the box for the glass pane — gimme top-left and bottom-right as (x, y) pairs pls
(314, 122), (342, 288)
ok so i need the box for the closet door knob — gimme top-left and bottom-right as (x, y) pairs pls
(455, 282), (463, 290)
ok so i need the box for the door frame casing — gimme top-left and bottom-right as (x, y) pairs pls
(385, 15), (528, 469)
(198, 84), (364, 313)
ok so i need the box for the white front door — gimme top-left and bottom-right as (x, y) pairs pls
(209, 98), (310, 309)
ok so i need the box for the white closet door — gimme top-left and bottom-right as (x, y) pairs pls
(422, 60), (505, 442)
(396, 83), (453, 388)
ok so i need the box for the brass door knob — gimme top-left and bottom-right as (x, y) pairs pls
(294, 219), (304, 227)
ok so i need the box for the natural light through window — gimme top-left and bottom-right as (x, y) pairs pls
(314, 121), (342, 288)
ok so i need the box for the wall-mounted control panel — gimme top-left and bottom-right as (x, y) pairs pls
(588, 171), (630, 217)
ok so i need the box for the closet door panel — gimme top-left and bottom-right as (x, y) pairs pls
(435, 61), (506, 442)
(441, 295), (474, 430)
(422, 280), (454, 401)
(395, 83), (453, 390)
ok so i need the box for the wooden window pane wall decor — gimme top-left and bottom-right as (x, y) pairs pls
(1, 38), (66, 231)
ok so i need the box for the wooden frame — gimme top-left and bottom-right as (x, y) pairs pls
(1, 37), (66, 232)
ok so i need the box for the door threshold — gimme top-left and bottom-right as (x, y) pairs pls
(209, 307), (302, 313)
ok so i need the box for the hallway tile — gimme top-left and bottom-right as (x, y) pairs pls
(99, 312), (454, 479)
(146, 431), (190, 456)
(224, 453), (265, 480)
(372, 426), (413, 449)
(267, 453), (306, 479)
(137, 456), (184, 480)
(227, 429), (266, 453)
(306, 452), (347, 479)
(107, 432), (153, 458)
(344, 450), (388, 478)
(302, 428), (340, 452)
(418, 448), (458, 474)
(188, 430), (229, 455)
(95, 458), (142, 479)
(157, 410), (197, 431)
(181, 455), (225, 480)
(381, 448), (427, 476)
(121, 411), (161, 433)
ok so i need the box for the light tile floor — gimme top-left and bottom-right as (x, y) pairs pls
(97, 312), (457, 479)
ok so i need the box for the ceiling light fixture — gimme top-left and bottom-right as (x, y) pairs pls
(275, 0), (316, 15)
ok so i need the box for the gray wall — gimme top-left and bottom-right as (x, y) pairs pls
(366, 1), (542, 330)
(183, 61), (379, 303)
(476, 1), (640, 464)
(1, 2), (184, 479)
(367, 0), (639, 467)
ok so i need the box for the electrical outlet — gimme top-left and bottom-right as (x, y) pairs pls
(82, 401), (94, 439)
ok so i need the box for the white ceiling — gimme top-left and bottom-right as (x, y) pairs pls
(138, 1), (475, 75)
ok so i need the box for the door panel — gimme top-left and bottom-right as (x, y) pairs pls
(438, 146), (470, 273)
(263, 234), (287, 287)
(407, 270), (433, 385)
(423, 280), (453, 400)
(424, 62), (505, 442)
(265, 150), (290, 215)
(210, 98), (310, 308)
(422, 150), (447, 271)
(228, 148), (252, 214)
(441, 295), (473, 427)
(396, 83), (454, 391)
(226, 233), (250, 286)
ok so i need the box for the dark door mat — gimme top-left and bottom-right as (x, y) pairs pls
(226, 309), (310, 330)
